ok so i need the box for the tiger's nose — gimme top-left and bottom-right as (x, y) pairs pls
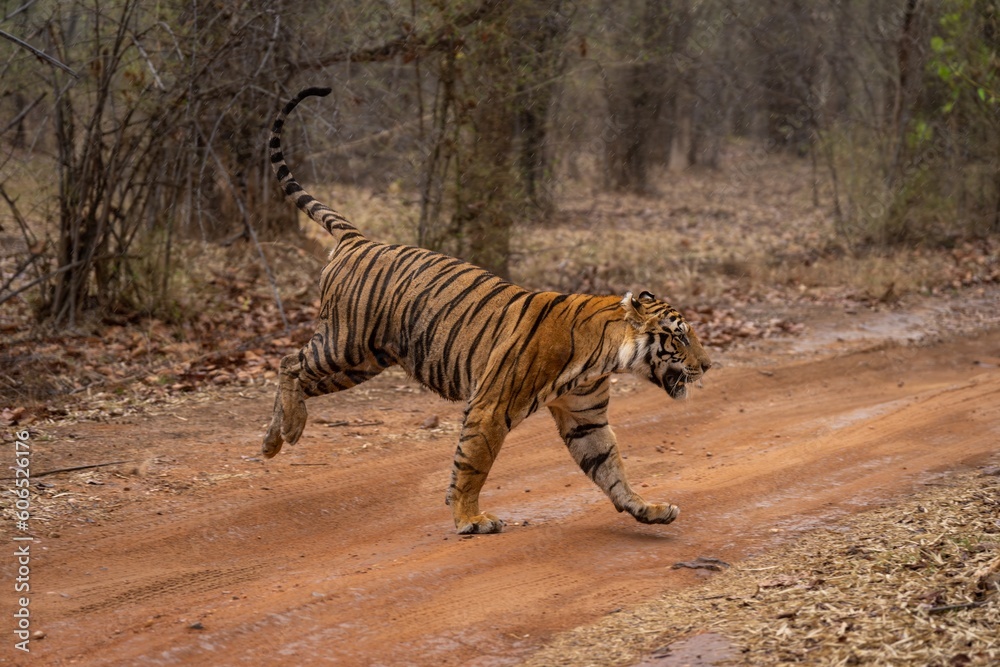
(701, 359), (712, 373)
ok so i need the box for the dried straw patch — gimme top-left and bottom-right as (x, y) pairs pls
(521, 465), (1000, 667)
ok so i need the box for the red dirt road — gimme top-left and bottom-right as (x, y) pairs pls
(6, 326), (1000, 666)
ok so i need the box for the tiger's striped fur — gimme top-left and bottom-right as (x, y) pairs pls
(263, 87), (712, 534)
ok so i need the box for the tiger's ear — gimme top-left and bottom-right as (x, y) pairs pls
(621, 291), (657, 331)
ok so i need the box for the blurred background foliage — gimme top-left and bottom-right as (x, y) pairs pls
(1, 0), (998, 328)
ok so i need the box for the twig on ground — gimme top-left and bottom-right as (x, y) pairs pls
(1, 460), (134, 480)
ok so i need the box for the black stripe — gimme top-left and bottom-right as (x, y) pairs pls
(452, 460), (482, 474)
(345, 369), (375, 385)
(486, 293), (567, 405)
(429, 265), (480, 299)
(316, 329), (340, 376)
(587, 397), (610, 412)
(574, 381), (607, 397)
(300, 86), (333, 99)
(566, 422), (607, 440)
(478, 292), (539, 383)
(580, 451), (611, 478)
(307, 336), (328, 377)
(516, 294), (567, 354)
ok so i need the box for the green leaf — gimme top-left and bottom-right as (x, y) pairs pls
(978, 87), (986, 101)
(931, 36), (946, 53)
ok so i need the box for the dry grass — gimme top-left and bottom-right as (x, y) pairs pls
(299, 182), (422, 250)
(300, 148), (999, 308)
(521, 463), (1000, 666)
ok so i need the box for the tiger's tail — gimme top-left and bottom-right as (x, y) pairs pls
(269, 87), (363, 244)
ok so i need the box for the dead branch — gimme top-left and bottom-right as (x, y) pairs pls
(0, 92), (47, 136)
(926, 601), (989, 614)
(298, 0), (504, 68)
(0, 27), (78, 78)
(0, 460), (134, 480)
(0, 183), (40, 255)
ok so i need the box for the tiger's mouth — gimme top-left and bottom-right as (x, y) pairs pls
(660, 367), (685, 399)
(662, 366), (703, 400)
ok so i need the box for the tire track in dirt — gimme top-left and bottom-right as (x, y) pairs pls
(14, 330), (1000, 666)
(72, 565), (268, 614)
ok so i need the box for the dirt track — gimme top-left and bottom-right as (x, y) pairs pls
(7, 313), (1000, 666)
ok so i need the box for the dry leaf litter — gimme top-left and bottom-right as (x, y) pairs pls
(522, 465), (1000, 667)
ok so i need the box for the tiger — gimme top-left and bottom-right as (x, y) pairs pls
(262, 87), (712, 535)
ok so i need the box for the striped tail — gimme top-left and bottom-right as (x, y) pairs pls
(269, 87), (363, 243)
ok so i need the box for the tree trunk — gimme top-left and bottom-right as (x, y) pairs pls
(513, 0), (571, 216)
(453, 8), (517, 278)
(604, 61), (664, 193)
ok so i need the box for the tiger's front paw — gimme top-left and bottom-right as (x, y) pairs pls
(455, 513), (505, 535)
(633, 502), (680, 525)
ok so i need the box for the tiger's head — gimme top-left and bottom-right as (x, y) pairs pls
(619, 291), (712, 399)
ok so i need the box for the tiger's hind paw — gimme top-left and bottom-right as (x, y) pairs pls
(633, 502), (679, 525)
(262, 420), (284, 458)
(280, 396), (307, 446)
(455, 513), (505, 535)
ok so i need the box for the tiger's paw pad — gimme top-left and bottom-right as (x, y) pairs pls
(635, 503), (679, 525)
(455, 513), (505, 535)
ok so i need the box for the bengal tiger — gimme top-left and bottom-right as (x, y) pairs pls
(262, 87), (712, 535)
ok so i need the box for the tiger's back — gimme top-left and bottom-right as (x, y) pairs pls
(263, 87), (712, 535)
(314, 236), (520, 401)
(317, 236), (627, 407)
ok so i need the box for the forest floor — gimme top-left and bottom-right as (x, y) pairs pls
(2, 151), (1000, 666)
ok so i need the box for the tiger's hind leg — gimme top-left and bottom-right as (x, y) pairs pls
(261, 348), (386, 458)
(263, 353), (304, 458)
(549, 380), (679, 526)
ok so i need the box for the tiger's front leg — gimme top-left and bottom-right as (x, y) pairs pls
(549, 385), (679, 526)
(446, 404), (509, 534)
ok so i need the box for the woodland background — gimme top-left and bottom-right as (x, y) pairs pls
(1, 0), (999, 405)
